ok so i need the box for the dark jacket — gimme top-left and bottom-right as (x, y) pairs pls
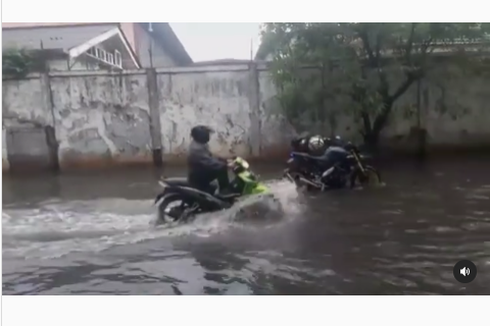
(187, 140), (226, 185)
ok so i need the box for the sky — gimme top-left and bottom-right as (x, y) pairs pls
(170, 23), (262, 62)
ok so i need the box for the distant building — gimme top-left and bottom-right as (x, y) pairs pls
(2, 23), (193, 71)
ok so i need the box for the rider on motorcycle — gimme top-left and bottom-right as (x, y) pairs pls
(305, 134), (349, 171)
(320, 135), (350, 177)
(188, 125), (233, 195)
(325, 135), (345, 148)
(291, 132), (327, 155)
(291, 133), (345, 156)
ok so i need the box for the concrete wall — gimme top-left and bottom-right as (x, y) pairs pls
(48, 58), (100, 71)
(156, 65), (253, 159)
(1, 64), (268, 172)
(2, 76), (56, 172)
(2, 127), (9, 171)
(2, 61), (490, 172)
(49, 71), (152, 169)
(258, 62), (490, 152)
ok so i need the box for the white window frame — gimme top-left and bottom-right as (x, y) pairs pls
(107, 53), (114, 64)
(114, 50), (122, 68)
(95, 47), (103, 60)
(85, 46), (123, 69)
(101, 49), (107, 62)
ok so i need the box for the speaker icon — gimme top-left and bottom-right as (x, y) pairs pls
(454, 260), (477, 283)
(460, 267), (471, 276)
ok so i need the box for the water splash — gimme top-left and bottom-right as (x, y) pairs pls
(2, 179), (302, 259)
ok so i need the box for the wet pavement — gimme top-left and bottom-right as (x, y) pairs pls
(2, 159), (490, 294)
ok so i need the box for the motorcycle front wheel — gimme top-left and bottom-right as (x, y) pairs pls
(350, 165), (381, 188)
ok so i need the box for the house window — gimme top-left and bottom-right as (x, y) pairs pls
(86, 47), (96, 56)
(114, 50), (122, 68)
(107, 53), (114, 65)
(101, 50), (107, 62)
(95, 47), (107, 62)
(95, 47), (103, 59)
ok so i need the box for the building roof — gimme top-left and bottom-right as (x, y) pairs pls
(68, 27), (141, 68)
(138, 23), (193, 66)
(2, 24), (116, 51)
(2, 24), (141, 69)
(3, 23), (193, 67)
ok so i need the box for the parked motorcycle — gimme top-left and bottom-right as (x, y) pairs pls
(154, 157), (269, 223)
(283, 142), (381, 191)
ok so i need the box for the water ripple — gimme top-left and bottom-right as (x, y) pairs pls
(3, 164), (490, 294)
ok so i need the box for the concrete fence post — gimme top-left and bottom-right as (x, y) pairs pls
(248, 61), (262, 157)
(146, 68), (163, 167)
(40, 72), (60, 172)
(415, 79), (429, 160)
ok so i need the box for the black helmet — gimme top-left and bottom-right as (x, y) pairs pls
(326, 135), (343, 147)
(190, 125), (214, 144)
(291, 131), (311, 149)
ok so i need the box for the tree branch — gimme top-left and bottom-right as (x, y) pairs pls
(373, 28), (389, 99)
(404, 23), (416, 64)
(358, 27), (376, 65)
(390, 73), (417, 103)
(360, 110), (372, 135)
(374, 29), (382, 60)
(371, 101), (391, 136)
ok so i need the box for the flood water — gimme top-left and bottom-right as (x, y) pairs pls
(3, 159), (490, 295)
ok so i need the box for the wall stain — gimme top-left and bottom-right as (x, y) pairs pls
(6, 63), (490, 171)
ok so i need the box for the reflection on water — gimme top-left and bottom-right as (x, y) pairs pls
(3, 160), (490, 294)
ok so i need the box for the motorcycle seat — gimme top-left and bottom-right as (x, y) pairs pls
(291, 152), (328, 161)
(162, 178), (233, 198)
(161, 177), (190, 187)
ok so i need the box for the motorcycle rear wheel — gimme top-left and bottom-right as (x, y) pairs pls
(157, 193), (195, 224)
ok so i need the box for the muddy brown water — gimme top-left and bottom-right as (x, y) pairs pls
(2, 159), (490, 294)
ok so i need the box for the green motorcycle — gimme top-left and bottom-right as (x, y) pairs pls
(154, 157), (269, 223)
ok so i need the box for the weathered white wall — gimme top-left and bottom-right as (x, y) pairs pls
(48, 58), (98, 71)
(2, 127), (9, 171)
(156, 66), (252, 159)
(2, 78), (48, 127)
(258, 63), (490, 150)
(258, 68), (296, 154)
(2, 62), (490, 172)
(423, 66), (490, 148)
(49, 71), (152, 169)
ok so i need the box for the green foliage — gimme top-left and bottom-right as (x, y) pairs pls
(261, 23), (490, 147)
(3, 48), (35, 79)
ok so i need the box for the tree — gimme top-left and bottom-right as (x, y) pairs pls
(2, 48), (34, 79)
(261, 23), (490, 150)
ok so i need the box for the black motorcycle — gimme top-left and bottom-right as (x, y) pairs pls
(283, 142), (381, 191)
(154, 157), (269, 224)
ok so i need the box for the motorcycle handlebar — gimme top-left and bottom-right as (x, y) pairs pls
(344, 142), (359, 152)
